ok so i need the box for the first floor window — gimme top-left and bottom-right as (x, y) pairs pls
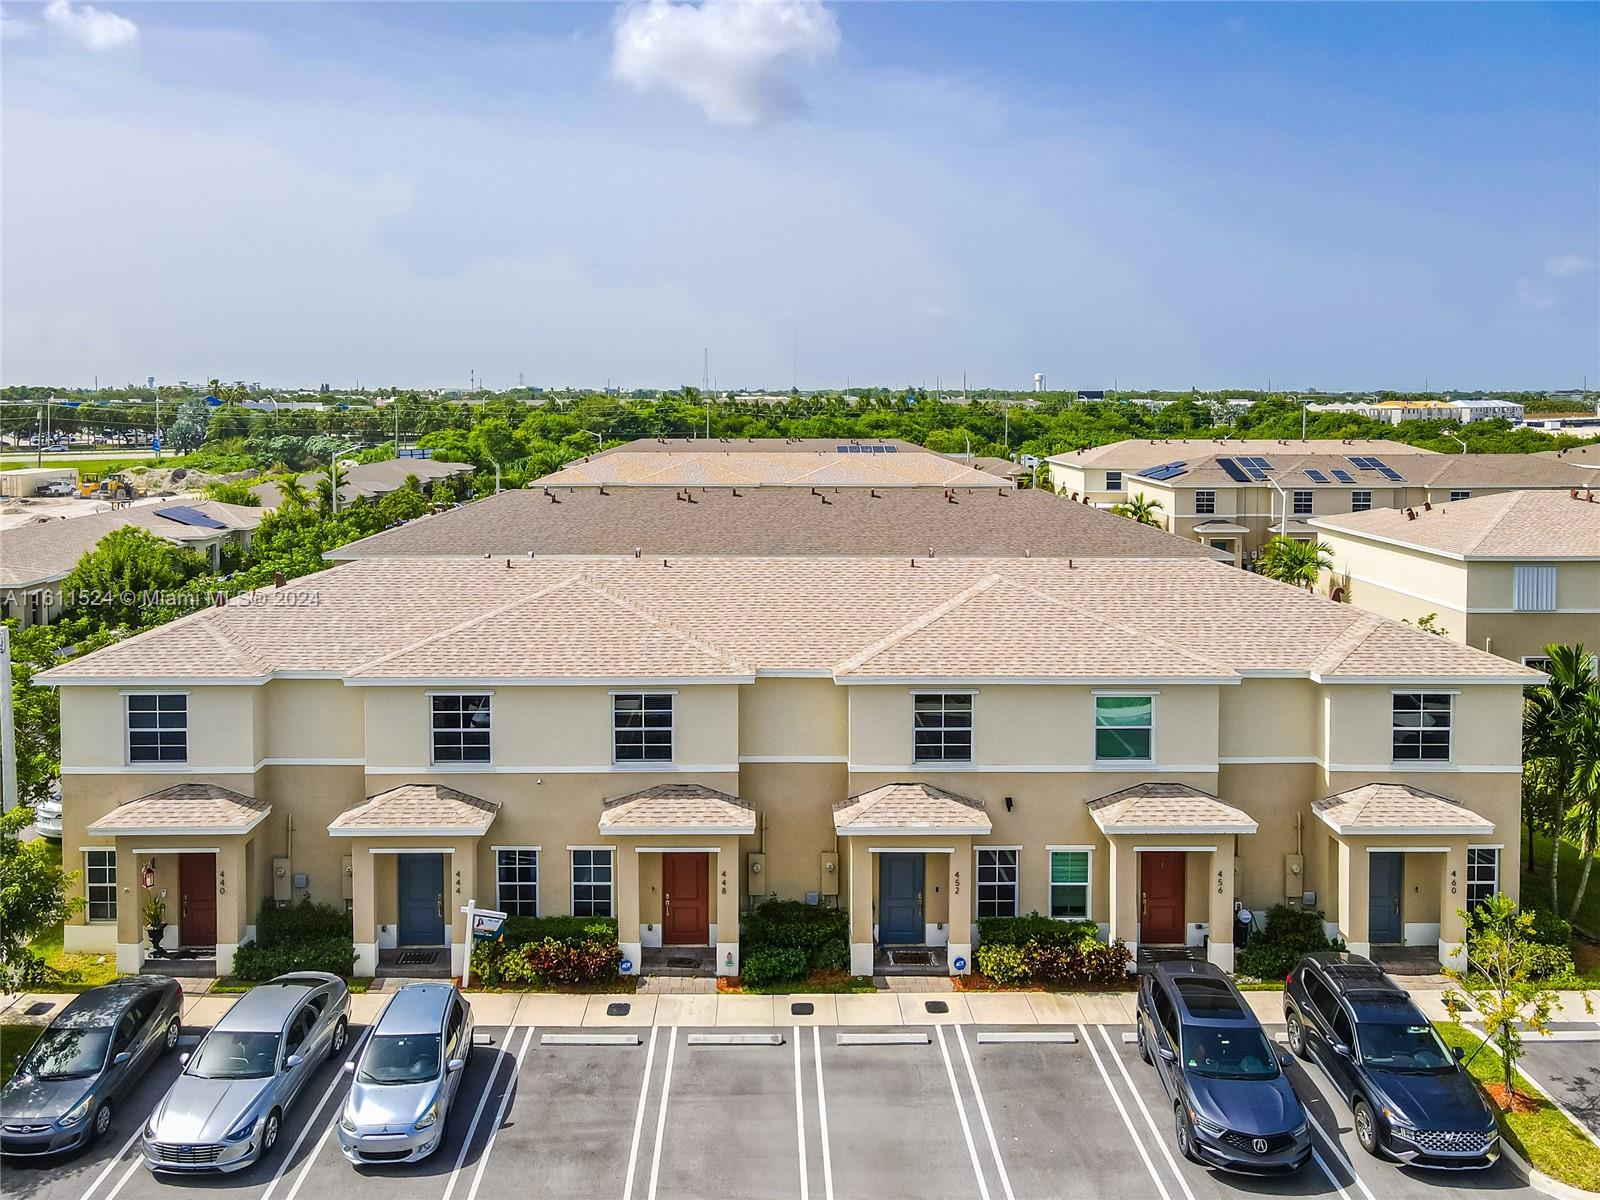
(1194, 490), (1216, 515)
(1392, 692), (1451, 761)
(976, 850), (1018, 918)
(127, 693), (187, 763)
(496, 849), (539, 917)
(1466, 848), (1499, 908)
(432, 694), (491, 763)
(914, 693), (973, 763)
(1292, 490), (1314, 516)
(571, 849), (614, 917)
(1523, 656), (1553, 673)
(1050, 851), (1090, 920)
(1351, 490), (1372, 512)
(85, 850), (117, 922)
(1095, 694), (1153, 760)
(613, 694), (673, 762)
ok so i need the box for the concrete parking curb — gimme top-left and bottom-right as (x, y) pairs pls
(836, 1032), (930, 1045)
(541, 1032), (642, 1046)
(1500, 1138), (1600, 1199)
(974, 1031), (1077, 1044)
(685, 1033), (785, 1046)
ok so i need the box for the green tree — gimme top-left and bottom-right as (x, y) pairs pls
(376, 479), (430, 525)
(203, 480), (261, 507)
(1524, 644), (1596, 914)
(206, 404), (252, 443)
(61, 527), (210, 630)
(1256, 536), (1334, 590)
(165, 394), (211, 452)
(1110, 495), (1163, 526)
(0, 803), (82, 989)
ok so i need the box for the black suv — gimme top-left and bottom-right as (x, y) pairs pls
(1285, 952), (1498, 1169)
(1137, 961), (1311, 1173)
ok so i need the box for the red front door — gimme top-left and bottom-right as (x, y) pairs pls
(1141, 852), (1186, 945)
(179, 854), (218, 947)
(662, 853), (710, 945)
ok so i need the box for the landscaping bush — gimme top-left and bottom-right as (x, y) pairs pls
(741, 900), (849, 977)
(739, 947), (809, 987)
(970, 915), (1132, 987)
(1021, 939), (1133, 987)
(255, 898), (352, 943)
(500, 915), (617, 948)
(1519, 941), (1578, 985)
(470, 916), (621, 986)
(1236, 905), (1343, 981)
(975, 943), (1028, 985)
(976, 913), (1099, 950)
(232, 899), (357, 982)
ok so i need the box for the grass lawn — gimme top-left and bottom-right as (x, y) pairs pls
(1435, 1021), (1600, 1192)
(719, 971), (877, 995)
(1, 1025), (45, 1087)
(1522, 831), (1600, 939)
(0, 455), (151, 475)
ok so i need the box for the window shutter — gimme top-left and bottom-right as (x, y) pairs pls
(1513, 564), (1556, 612)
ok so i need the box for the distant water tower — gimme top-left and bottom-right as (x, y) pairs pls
(1033, 372), (1045, 392)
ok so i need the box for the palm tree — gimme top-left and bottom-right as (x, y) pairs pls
(1256, 536), (1333, 590)
(1523, 643), (1596, 915)
(274, 474), (310, 512)
(1562, 682), (1600, 919)
(1111, 495), (1163, 527)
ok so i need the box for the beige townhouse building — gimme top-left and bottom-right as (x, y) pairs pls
(1309, 489), (1600, 667)
(42, 521), (1531, 986)
(1047, 440), (1591, 567)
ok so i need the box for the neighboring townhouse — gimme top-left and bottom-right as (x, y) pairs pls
(0, 500), (263, 627)
(1541, 442), (1600, 472)
(1048, 439), (1592, 565)
(42, 495), (1531, 983)
(1309, 489), (1600, 667)
(537, 437), (1014, 488)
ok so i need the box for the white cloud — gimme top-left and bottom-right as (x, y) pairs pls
(1545, 253), (1595, 278)
(43, 0), (137, 51)
(610, 0), (839, 126)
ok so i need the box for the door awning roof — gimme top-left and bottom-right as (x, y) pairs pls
(87, 784), (270, 836)
(833, 783), (992, 836)
(328, 784), (500, 837)
(1087, 782), (1258, 835)
(599, 783), (755, 836)
(1314, 784), (1494, 837)
(1191, 520), (1249, 535)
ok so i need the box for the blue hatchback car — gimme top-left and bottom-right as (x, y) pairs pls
(1137, 961), (1312, 1174)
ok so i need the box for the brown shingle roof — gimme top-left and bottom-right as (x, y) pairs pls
(1313, 783), (1495, 835)
(1048, 439), (1440, 472)
(86, 784), (270, 835)
(1310, 489), (1600, 558)
(833, 783), (992, 834)
(327, 784), (500, 836)
(1087, 782), (1258, 834)
(0, 501), (263, 590)
(598, 784), (756, 835)
(539, 440), (1013, 489)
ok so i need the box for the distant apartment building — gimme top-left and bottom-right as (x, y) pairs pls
(1310, 489), (1600, 668)
(1307, 398), (1526, 424)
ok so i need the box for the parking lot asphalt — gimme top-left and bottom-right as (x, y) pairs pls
(1506, 1037), (1600, 1141)
(4, 1018), (1542, 1200)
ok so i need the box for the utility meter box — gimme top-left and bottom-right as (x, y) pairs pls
(272, 856), (292, 903)
(1284, 854), (1305, 904)
(747, 852), (768, 896)
(818, 850), (840, 896)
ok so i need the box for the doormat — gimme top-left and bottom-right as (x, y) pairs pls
(396, 950), (440, 967)
(666, 957), (704, 970)
(888, 949), (933, 966)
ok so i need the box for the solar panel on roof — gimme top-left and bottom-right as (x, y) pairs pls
(1366, 457), (1405, 481)
(1347, 456), (1375, 470)
(154, 505), (228, 531)
(1244, 456), (1274, 470)
(1331, 469), (1355, 483)
(835, 445), (850, 453)
(1305, 469), (1329, 483)
(1141, 460), (1189, 481)
(1218, 457), (1249, 483)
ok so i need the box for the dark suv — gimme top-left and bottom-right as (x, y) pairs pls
(1137, 961), (1311, 1173)
(1285, 952), (1498, 1169)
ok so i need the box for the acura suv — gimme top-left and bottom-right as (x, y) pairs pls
(1285, 952), (1498, 1169)
(1137, 960), (1312, 1173)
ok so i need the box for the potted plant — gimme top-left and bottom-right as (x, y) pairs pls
(142, 894), (167, 957)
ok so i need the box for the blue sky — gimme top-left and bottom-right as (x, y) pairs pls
(2, 1), (1596, 391)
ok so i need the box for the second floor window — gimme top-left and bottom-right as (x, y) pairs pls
(1292, 490), (1314, 516)
(431, 694), (491, 763)
(1095, 695), (1152, 760)
(1194, 490), (1216, 515)
(1105, 471), (1123, 492)
(127, 694), (187, 763)
(1392, 692), (1451, 761)
(614, 693), (673, 762)
(913, 693), (972, 763)
(1351, 490), (1372, 512)
(1449, 490), (1471, 503)
(1513, 564), (1556, 612)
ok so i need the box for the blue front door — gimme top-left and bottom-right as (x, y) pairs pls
(879, 854), (924, 945)
(1368, 852), (1404, 945)
(398, 854), (446, 946)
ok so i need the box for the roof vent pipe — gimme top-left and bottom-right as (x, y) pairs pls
(273, 572), (287, 588)
(1406, 508), (1417, 520)
(1423, 500), (1432, 511)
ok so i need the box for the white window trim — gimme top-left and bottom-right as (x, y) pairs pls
(494, 846), (540, 918)
(1390, 690), (1453, 765)
(1105, 471), (1123, 491)
(912, 692), (975, 766)
(1093, 693), (1155, 764)
(429, 691), (493, 767)
(974, 846), (1022, 919)
(612, 692), (675, 767)
(125, 691), (189, 767)
(1194, 490), (1216, 515)
(1292, 490), (1314, 515)
(569, 847), (615, 918)
(83, 848), (118, 924)
(1466, 844), (1500, 904)
(1045, 846), (1095, 922)
(1351, 490), (1373, 512)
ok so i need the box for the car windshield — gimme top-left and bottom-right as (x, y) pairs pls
(187, 1032), (281, 1079)
(358, 1034), (441, 1085)
(1182, 1028), (1280, 1080)
(1358, 1022), (1454, 1073)
(23, 1027), (112, 1080)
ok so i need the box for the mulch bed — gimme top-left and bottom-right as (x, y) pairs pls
(1483, 1082), (1541, 1116)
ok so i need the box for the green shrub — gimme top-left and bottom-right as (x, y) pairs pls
(740, 946), (809, 987)
(256, 898), (352, 943)
(500, 915), (617, 948)
(232, 936), (357, 981)
(471, 935), (621, 987)
(1236, 905), (1343, 981)
(741, 900), (849, 977)
(1021, 939), (1133, 986)
(976, 913), (1099, 949)
(1522, 906), (1571, 949)
(975, 943), (1028, 985)
(1520, 941), (1578, 984)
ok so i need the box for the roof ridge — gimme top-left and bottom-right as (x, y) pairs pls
(349, 571), (588, 674)
(199, 611), (273, 674)
(833, 573), (1004, 674)
(1310, 612), (1386, 675)
(574, 576), (755, 673)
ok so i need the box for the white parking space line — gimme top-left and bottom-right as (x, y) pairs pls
(443, 1026), (531, 1200)
(934, 1024), (991, 1200)
(1095, 1026), (1198, 1200)
(76, 1125), (144, 1200)
(282, 1030), (383, 1200)
(463, 1025), (536, 1200)
(645, 1026), (678, 1200)
(811, 1027), (834, 1200)
(259, 1027), (372, 1200)
(953, 1026), (1015, 1200)
(793, 1026), (809, 1200)
(1308, 1148), (1354, 1200)
(1076, 1024), (1172, 1200)
(623, 1025), (660, 1200)
(1293, 1069), (1379, 1200)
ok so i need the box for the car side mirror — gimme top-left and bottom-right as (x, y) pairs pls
(1452, 1046), (1465, 1062)
(1330, 1042), (1352, 1058)
(447, 1058), (465, 1073)
(1157, 1044), (1177, 1063)
(113, 1051), (132, 1066)
(178, 1052), (190, 1066)
(285, 1054), (305, 1069)
(342, 1060), (356, 1075)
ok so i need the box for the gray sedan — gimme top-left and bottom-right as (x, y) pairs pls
(142, 971), (350, 1172)
(1, 977), (183, 1158)
(338, 982), (474, 1165)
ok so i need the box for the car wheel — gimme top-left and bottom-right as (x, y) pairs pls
(332, 1018), (348, 1055)
(260, 1109), (282, 1161)
(1353, 1099), (1381, 1157)
(1285, 1007), (1308, 1060)
(90, 1100), (113, 1144)
(163, 1018), (181, 1053)
(1137, 1021), (1152, 1065)
(1175, 1105), (1200, 1164)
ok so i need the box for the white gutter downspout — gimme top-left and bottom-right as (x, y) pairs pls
(1268, 477), (1289, 538)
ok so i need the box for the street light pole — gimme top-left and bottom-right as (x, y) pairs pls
(1444, 431), (1467, 455)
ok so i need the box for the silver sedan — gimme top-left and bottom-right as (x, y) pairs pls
(142, 972), (350, 1172)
